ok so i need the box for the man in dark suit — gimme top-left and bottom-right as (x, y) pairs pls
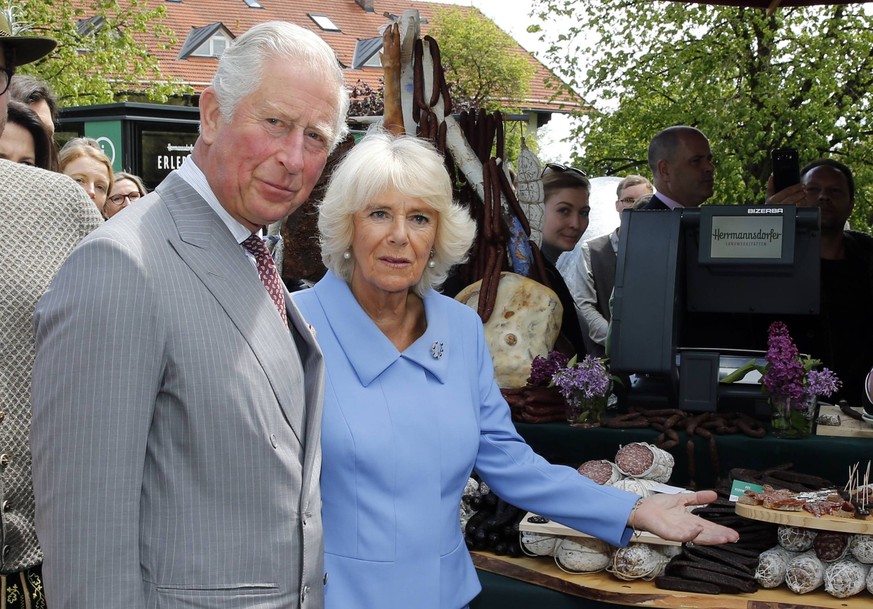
(32, 22), (349, 609)
(643, 125), (714, 209)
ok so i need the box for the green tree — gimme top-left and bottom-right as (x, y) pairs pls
(429, 6), (536, 113)
(15, 0), (190, 107)
(530, 1), (873, 230)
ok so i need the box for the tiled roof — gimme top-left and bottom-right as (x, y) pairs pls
(115, 0), (585, 113)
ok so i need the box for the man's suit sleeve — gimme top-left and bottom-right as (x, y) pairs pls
(31, 235), (162, 608)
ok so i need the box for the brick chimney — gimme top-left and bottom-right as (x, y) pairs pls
(355, 0), (375, 12)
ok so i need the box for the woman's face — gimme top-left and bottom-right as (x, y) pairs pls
(63, 156), (111, 211)
(104, 178), (142, 219)
(349, 187), (438, 302)
(542, 186), (591, 252)
(0, 122), (36, 166)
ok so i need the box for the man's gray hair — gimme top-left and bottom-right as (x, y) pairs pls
(212, 21), (349, 152)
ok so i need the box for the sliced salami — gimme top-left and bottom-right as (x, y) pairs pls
(576, 459), (622, 485)
(614, 442), (674, 482)
(813, 531), (851, 563)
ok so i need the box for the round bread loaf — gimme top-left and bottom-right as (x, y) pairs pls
(824, 558), (868, 598)
(554, 537), (612, 573)
(777, 525), (817, 552)
(785, 550), (825, 594)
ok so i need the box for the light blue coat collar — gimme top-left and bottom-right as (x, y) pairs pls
(312, 270), (450, 386)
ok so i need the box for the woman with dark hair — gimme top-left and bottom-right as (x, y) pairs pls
(0, 100), (55, 170)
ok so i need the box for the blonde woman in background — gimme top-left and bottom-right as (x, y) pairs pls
(59, 137), (113, 217)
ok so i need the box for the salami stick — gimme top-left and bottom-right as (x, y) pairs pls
(381, 23), (404, 135)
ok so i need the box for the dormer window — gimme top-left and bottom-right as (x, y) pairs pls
(178, 23), (234, 60)
(191, 31), (229, 58)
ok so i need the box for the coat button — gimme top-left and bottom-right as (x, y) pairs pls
(323, 572), (329, 585)
(1, 501), (7, 512)
(0, 454), (10, 466)
(270, 434), (278, 449)
(2, 546), (9, 558)
(0, 410), (6, 423)
(300, 584), (310, 602)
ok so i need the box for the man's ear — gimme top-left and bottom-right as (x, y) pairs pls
(199, 87), (222, 145)
(656, 159), (670, 181)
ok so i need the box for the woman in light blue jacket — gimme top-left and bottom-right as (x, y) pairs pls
(292, 131), (738, 609)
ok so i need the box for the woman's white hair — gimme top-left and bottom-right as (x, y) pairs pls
(211, 21), (350, 152)
(319, 131), (477, 296)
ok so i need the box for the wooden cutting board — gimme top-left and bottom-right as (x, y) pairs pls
(736, 502), (873, 534)
(815, 403), (873, 438)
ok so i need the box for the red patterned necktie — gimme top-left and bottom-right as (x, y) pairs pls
(242, 234), (288, 327)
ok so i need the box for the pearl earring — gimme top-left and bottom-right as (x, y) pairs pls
(428, 250), (436, 268)
(342, 249), (352, 260)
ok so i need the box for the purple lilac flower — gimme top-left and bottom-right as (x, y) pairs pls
(806, 368), (842, 398)
(528, 351), (570, 386)
(763, 322), (806, 401)
(551, 355), (611, 405)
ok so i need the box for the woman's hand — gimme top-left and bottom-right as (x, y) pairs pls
(628, 491), (740, 546)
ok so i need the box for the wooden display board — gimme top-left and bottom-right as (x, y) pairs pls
(472, 551), (862, 609)
(519, 512), (680, 546)
(815, 403), (873, 438)
(735, 502), (873, 534)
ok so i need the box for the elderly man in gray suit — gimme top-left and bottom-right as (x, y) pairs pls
(31, 21), (349, 609)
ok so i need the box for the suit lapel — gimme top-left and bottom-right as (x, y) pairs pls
(156, 174), (308, 444)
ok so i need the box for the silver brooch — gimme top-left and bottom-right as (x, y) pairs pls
(431, 341), (444, 359)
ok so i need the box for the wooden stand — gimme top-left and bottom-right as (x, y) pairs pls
(735, 502), (873, 534)
(472, 551), (861, 609)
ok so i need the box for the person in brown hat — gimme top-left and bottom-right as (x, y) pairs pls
(0, 14), (102, 608)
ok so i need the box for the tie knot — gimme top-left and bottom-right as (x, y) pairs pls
(242, 234), (271, 259)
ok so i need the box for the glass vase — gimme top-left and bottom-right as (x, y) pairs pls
(566, 394), (608, 428)
(770, 393), (817, 439)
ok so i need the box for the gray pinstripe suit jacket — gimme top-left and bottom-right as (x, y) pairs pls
(31, 172), (325, 609)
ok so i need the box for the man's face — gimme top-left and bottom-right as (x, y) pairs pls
(615, 183), (651, 213)
(801, 165), (853, 232)
(198, 56), (340, 232)
(658, 132), (714, 207)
